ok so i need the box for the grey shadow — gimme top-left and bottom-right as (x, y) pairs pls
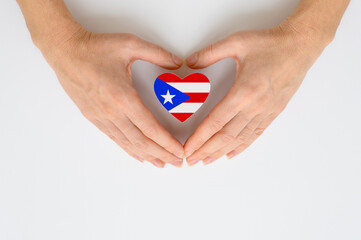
(64, 0), (298, 143)
(131, 58), (236, 144)
(65, 0), (299, 56)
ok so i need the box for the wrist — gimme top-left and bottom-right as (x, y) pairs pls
(281, 17), (335, 51)
(18, 0), (90, 61)
(33, 19), (88, 54)
(279, 0), (350, 52)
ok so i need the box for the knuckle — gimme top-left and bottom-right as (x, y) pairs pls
(207, 115), (224, 132)
(142, 126), (156, 138)
(101, 106), (116, 119)
(244, 84), (260, 97)
(236, 134), (248, 143)
(107, 87), (129, 107)
(242, 81), (269, 98)
(119, 137), (131, 147)
(255, 128), (265, 136)
(227, 34), (241, 48)
(205, 43), (216, 59)
(225, 99), (241, 115)
(155, 46), (168, 60)
(236, 127), (253, 142)
(133, 138), (148, 149)
(256, 91), (274, 110)
(219, 131), (235, 144)
(123, 33), (140, 46)
(98, 88), (126, 114)
(243, 125), (254, 135)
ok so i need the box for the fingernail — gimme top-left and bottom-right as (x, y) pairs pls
(174, 149), (184, 159)
(151, 158), (165, 168)
(135, 155), (144, 163)
(186, 53), (198, 66)
(203, 157), (216, 165)
(171, 160), (183, 168)
(226, 150), (237, 159)
(187, 158), (200, 166)
(185, 149), (194, 158)
(172, 54), (183, 66)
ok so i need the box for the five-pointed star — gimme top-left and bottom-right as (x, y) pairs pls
(161, 90), (176, 104)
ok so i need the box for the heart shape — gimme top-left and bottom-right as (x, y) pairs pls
(131, 58), (236, 144)
(154, 73), (211, 122)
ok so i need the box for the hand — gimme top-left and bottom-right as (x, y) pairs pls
(184, 23), (331, 166)
(40, 28), (185, 167)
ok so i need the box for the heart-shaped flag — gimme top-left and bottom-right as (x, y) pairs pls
(154, 73), (211, 122)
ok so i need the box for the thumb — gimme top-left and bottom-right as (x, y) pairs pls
(186, 35), (240, 69)
(133, 38), (183, 69)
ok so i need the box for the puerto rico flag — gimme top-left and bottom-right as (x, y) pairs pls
(154, 73), (211, 122)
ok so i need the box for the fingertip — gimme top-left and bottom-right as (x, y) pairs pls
(174, 149), (185, 159)
(135, 155), (144, 163)
(203, 157), (216, 165)
(226, 150), (237, 159)
(184, 142), (195, 157)
(186, 158), (201, 166)
(150, 158), (166, 168)
(171, 142), (185, 158)
(186, 52), (198, 66)
(173, 160), (183, 168)
(172, 54), (183, 66)
(184, 148), (195, 158)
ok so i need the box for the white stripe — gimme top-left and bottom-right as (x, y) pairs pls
(169, 103), (203, 113)
(167, 83), (210, 93)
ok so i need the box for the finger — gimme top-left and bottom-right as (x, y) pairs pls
(226, 131), (259, 159)
(107, 122), (167, 168)
(202, 113), (276, 163)
(133, 37), (183, 69)
(226, 114), (276, 159)
(185, 34), (240, 69)
(93, 119), (154, 165)
(184, 81), (252, 157)
(200, 114), (264, 165)
(185, 112), (250, 166)
(125, 91), (184, 158)
(112, 115), (183, 167)
(233, 114), (264, 144)
(90, 117), (135, 155)
(102, 120), (144, 163)
(148, 158), (166, 168)
(79, 102), (167, 167)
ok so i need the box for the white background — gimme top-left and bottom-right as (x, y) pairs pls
(1, 0), (361, 239)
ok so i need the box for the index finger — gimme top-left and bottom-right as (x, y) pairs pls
(183, 84), (245, 157)
(125, 90), (185, 158)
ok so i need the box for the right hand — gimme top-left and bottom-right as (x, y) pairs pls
(39, 28), (185, 167)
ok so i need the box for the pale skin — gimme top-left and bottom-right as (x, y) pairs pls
(17, 0), (350, 167)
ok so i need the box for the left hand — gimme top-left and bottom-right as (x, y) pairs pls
(184, 23), (331, 166)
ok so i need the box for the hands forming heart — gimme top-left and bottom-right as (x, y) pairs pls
(17, 0), (349, 167)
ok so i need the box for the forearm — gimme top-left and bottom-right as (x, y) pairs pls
(17, 0), (84, 52)
(282, 0), (350, 47)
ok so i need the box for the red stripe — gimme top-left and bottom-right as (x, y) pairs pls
(184, 92), (209, 103)
(158, 73), (209, 83)
(171, 113), (194, 122)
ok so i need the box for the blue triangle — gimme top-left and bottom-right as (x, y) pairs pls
(154, 78), (190, 111)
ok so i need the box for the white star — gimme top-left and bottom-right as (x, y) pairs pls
(161, 90), (176, 104)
